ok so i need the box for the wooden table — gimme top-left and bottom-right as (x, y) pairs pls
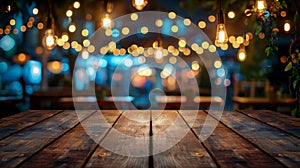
(0, 109), (299, 167)
(232, 96), (296, 109)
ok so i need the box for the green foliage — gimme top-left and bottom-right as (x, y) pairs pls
(265, 45), (278, 57)
(285, 62), (292, 71)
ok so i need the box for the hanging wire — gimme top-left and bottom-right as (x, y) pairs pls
(218, 0), (224, 24)
(46, 0), (53, 29)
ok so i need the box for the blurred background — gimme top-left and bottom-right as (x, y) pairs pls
(0, 0), (298, 117)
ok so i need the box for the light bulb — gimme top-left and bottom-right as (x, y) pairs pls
(42, 29), (57, 50)
(284, 22), (291, 32)
(215, 23), (228, 47)
(102, 13), (112, 29)
(237, 45), (247, 62)
(132, 0), (148, 10)
(256, 0), (267, 13)
(155, 48), (163, 59)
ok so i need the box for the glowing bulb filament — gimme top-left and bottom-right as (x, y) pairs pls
(155, 48), (163, 59)
(215, 24), (228, 47)
(46, 36), (55, 47)
(237, 46), (247, 62)
(132, 0), (148, 10)
(102, 14), (112, 28)
(256, 0), (267, 12)
(42, 29), (57, 50)
(218, 30), (225, 42)
(284, 22), (291, 32)
(135, 0), (144, 5)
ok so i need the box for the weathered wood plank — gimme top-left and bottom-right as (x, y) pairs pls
(218, 110), (300, 167)
(152, 110), (217, 167)
(86, 110), (149, 167)
(0, 110), (62, 122)
(0, 110), (62, 140)
(19, 110), (122, 168)
(0, 110), (94, 167)
(238, 110), (300, 138)
(185, 110), (283, 167)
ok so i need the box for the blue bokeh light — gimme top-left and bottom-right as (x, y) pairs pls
(23, 60), (42, 84)
(216, 68), (226, 77)
(61, 63), (70, 72)
(0, 62), (8, 73)
(9, 81), (22, 95)
(99, 58), (108, 68)
(0, 35), (15, 51)
(2, 64), (22, 82)
(112, 29), (120, 38)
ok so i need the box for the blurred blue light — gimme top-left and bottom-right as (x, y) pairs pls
(194, 35), (203, 45)
(164, 64), (174, 74)
(99, 59), (107, 68)
(25, 85), (34, 94)
(95, 70), (107, 85)
(216, 68), (225, 77)
(84, 21), (95, 36)
(2, 64), (22, 82)
(86, 66), (96, 81)
(0, 62), (8, 73)
(74, 69), (89, 91)
(0, 35), (15, 51)
(23, 60), (42, 84)
(61, 63), (70, 72)
(161, 18), (172, 36)
(176, 19), (186, 36)
(87, 55), (98, 67)
(75, 56), (88, 68)
(110, 57), (126, 66)
(9, 81), (22, 95)
(112, 29), (120, 38)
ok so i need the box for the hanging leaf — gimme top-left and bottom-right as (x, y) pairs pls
(265, 47), (273, 57)
(285, 62), (293, 71)
(255, 27), (261, 35)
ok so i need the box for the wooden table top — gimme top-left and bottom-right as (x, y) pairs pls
(0, 109), (299, 167)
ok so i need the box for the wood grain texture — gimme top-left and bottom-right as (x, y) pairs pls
(85, 110), (149, 167)
(238, 110), (300, 138)
(0, 110), (94, 167)
(0, 110), (62, 140)
(152, 110), (217, 167)
(219, 110), (300, 167)
(19, 110), (121, 168)
(0, 110), (299, 167)
(185, 110), (283, 168)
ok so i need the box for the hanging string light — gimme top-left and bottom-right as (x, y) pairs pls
(102, 1), (113, 29)
(215, 0), (228, 47)
(255, 0), (267, 14)
(154, 38), (164, 63)
(132, 0), (148, 11)
(42, 0), (57, 50)
(284, 21), (291, 32)
(102, 13), (112, 29)
(237, 44), (247, 62)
